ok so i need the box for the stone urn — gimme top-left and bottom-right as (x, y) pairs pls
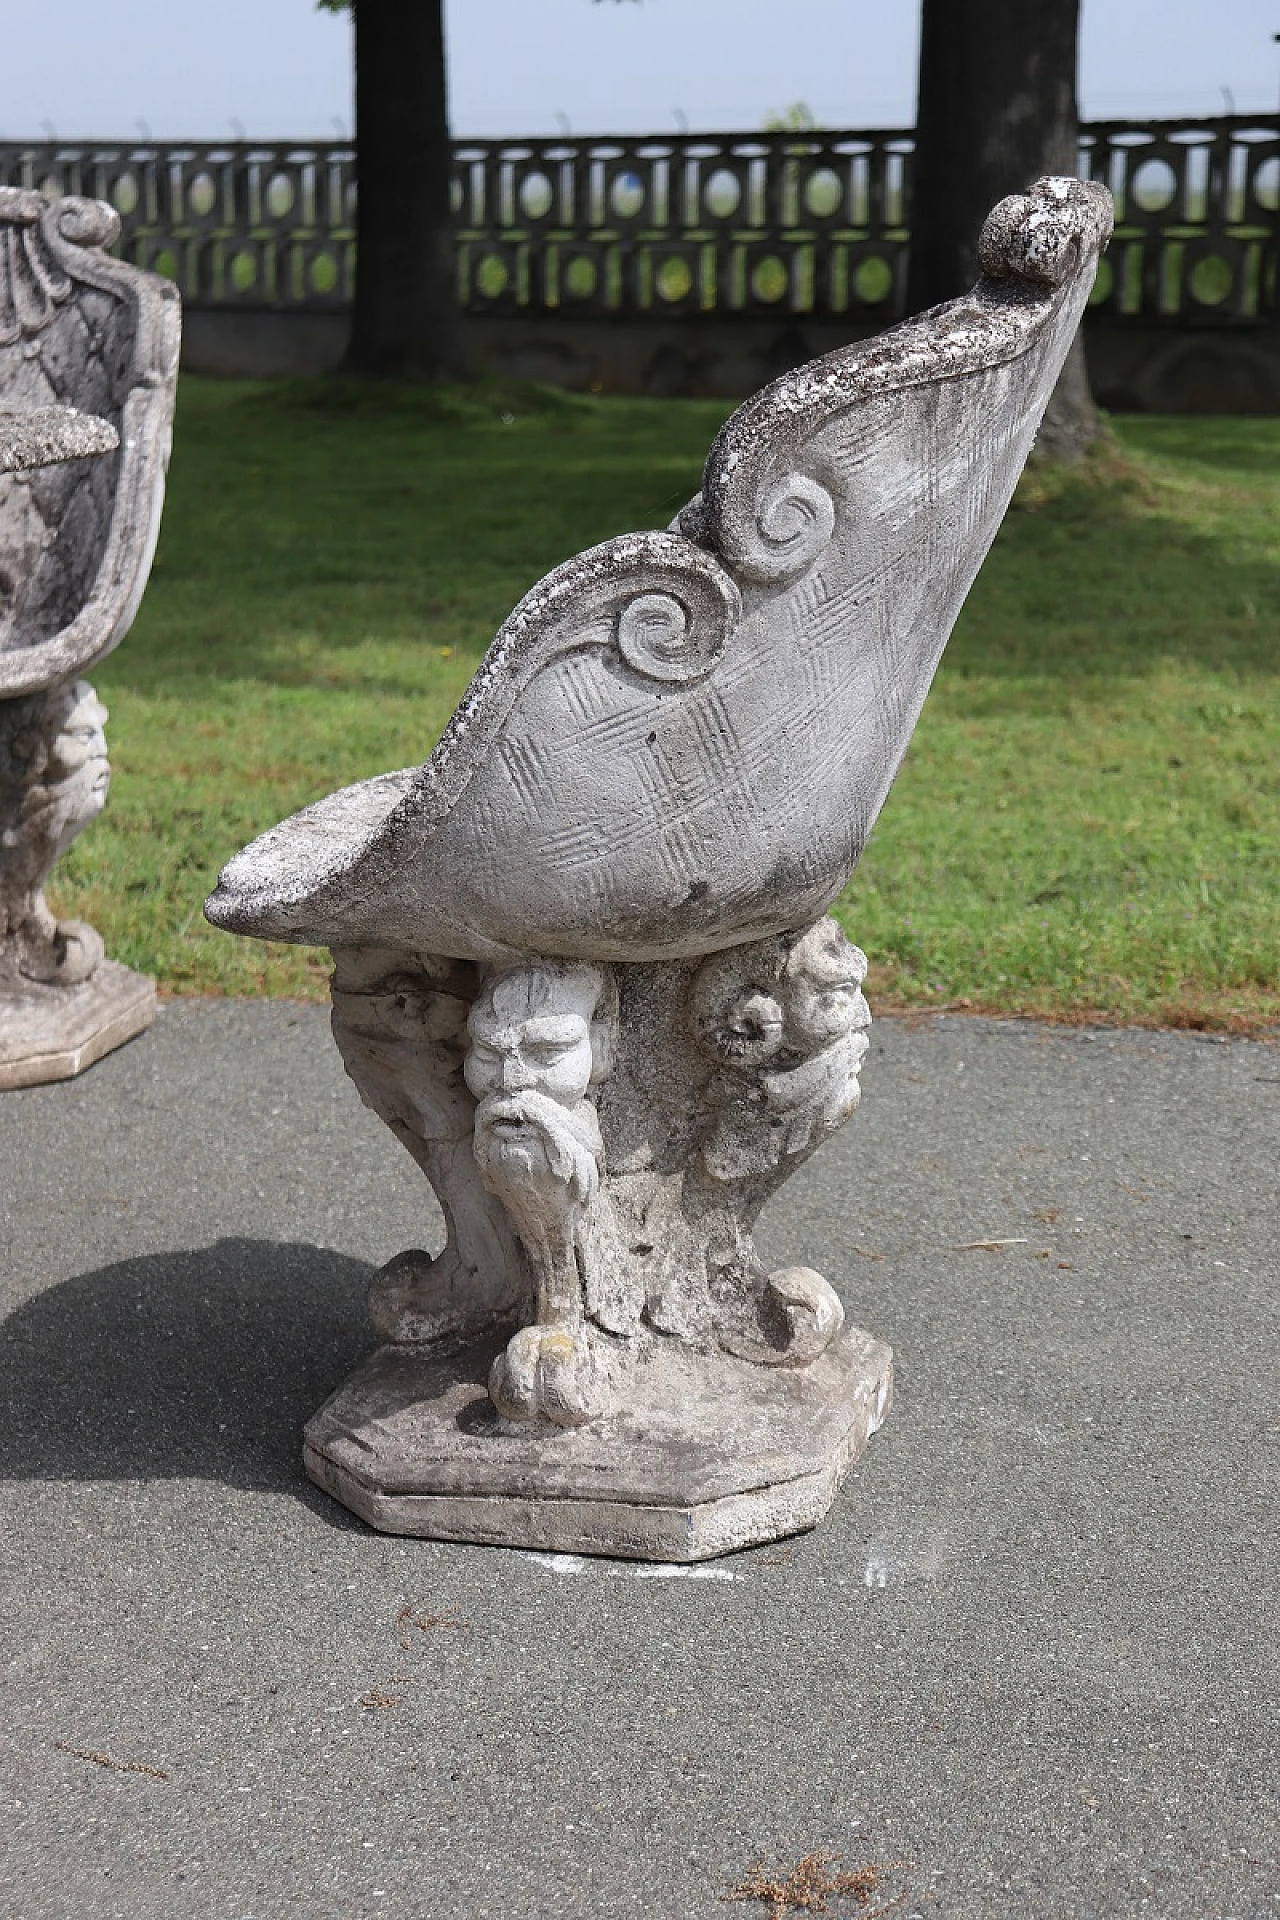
(0, 188), (180, 1088)
(208, 179), (1112, 1559)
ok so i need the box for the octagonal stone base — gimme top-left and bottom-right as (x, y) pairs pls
(304, 1324), (893, 1561)
(0, 960), (156, 1091)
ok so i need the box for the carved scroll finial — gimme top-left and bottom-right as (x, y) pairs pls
(0, 190), (123, 348)
(978, 176), (1099, 288)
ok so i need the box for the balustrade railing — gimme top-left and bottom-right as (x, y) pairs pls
(1, 117), (1275, 326)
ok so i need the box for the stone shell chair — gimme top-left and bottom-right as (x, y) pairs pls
(207, 179), (1113, 1559)
(0, 189), (179, 1088)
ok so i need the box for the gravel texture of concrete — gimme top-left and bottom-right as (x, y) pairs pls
(1, 999), (1276, 1919)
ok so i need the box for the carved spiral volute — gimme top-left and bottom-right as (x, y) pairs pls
(617, 591), (699, 682)
(604, 533), (742, 685)
(710, 468), (835, 586)
(513, 531), (740, 687)
(51, 197), (123, 253)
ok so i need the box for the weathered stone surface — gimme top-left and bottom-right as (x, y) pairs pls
(0, 189), (179, 1085)
(208, 178), (1113, 1555)
(324, 924), (874, 1452)
(303, 1324), (893, 1560)
(0, 404), (119, 474)
(1, 680), (111, 988)
(0, 187), (180, 697)
(209, 179), (1113, 967)
(0, 956), (154, 1090)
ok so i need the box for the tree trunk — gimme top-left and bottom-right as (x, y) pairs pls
(346, 0), (464, 379)
(907, 0), (1101, 460)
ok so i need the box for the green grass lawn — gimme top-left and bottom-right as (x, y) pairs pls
(53, 378), (1280, 1031)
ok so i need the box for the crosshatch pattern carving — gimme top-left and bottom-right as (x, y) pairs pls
(1, 118), (1274, 325)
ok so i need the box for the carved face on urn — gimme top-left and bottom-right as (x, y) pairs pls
(690, 918), (869, 1072)
(466, 964), (615, 1188)
(779, 919), (870, 1053)
(0, 678), (110, 869)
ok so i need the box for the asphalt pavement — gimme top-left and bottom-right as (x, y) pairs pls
(1, 999), (1276, 1920)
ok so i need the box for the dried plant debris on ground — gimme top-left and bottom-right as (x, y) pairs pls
(54, 1742), (169, 1781)
(394, 1604), (472, 1647)
(725, 1853), (913, 1920)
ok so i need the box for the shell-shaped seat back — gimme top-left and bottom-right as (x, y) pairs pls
(208, 178), (1113, 967)
(0, 189), (180, 696)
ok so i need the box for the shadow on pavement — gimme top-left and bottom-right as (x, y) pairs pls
(0, 1239), (372, 1498)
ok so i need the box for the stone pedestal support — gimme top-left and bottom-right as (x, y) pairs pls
(0, 958), (154, 1091)
(304, 1326), (893, 1561)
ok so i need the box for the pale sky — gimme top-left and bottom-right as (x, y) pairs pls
(0, 0), (1274, 142)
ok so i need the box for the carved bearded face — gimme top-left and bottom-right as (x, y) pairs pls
(1, 679), (109, 867)
(780, 920), (869, 1053)
(38, 680), (110, 852)
(466, 968), (600, 1108)
(465, 965), (612, 1181)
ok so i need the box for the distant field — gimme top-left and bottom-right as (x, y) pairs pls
(55, 379), (1279, 1032)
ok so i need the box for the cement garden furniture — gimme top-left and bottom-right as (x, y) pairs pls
(209, 177), (1114, 1560)
(0, 188), (179, 1089)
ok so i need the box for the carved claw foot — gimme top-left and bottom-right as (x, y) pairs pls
(488, 1323), (605, 1429)
(721, 1265), (845, 1368)
(17, 917), (105, 987)
(766, 1265), (846, 1363)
